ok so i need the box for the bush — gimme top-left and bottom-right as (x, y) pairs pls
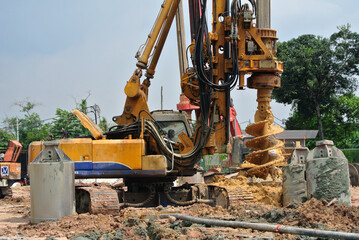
(342, 149), (359, 163)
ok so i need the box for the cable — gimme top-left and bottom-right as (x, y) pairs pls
(249, 0), (256, 17)
(193, 0), (239, 92)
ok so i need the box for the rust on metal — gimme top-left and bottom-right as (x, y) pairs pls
(76, 186), (119, 215)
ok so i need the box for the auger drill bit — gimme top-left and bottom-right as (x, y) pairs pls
(243, 74), (286, 179)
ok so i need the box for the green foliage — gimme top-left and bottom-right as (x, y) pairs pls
(274, 25), (359, 144)
(0, 130), (15, 149)
(342, 149), (359, 163)
(1, 98), (109, 148)
(49, 99), (110, 138)
(49, 108), (90, 139)
(284, 94), (359, 149)
(3, 106), (50, 148)
(99, 117), (109, 132)
(78, 99), (88, 114)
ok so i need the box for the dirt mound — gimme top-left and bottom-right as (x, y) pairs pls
(281, 198), (359, 232)
(212, 174), (283, 207)
(222, 198), (359, 233)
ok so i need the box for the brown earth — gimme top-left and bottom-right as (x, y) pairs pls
(211, 174), (283, 207)
(0, 185), (359, 239)
(352, 187), (359, 207)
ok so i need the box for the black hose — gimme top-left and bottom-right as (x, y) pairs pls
(193, 0), (239, 91)
(161, 214), (359, 239)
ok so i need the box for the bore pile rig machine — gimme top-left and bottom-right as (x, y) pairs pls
(30, 0), (284, 212)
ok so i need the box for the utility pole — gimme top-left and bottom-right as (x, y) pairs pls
(16, 117), (19, 141)
(161, 86), (163, 110)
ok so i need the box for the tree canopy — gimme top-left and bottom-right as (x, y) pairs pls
(0, 99), (108, 148)
(3, 102), (50, 148)
(273, 25), (359, 147)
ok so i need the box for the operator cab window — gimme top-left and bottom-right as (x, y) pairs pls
(157, 121), (188, 143)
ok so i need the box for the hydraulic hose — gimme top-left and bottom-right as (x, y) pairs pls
(143, 99), (217, 167)
(160, 214), (359, 239)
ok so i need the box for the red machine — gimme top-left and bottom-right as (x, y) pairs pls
(0, 140), (22, 198)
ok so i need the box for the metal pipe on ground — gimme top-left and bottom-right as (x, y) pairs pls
(161, 213), (359, 239)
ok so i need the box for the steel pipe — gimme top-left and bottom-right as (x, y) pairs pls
(256, 0), (271, 29)
(161, 213), (359, 239)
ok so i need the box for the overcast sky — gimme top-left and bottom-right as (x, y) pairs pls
(1, 0), (359, 130)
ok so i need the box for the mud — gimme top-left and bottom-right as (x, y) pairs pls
(1, 186), (359, 239)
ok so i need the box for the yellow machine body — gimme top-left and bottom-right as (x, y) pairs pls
(29, 138), (167, 178)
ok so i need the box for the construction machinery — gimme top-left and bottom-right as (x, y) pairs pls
(0, 140), (22, 198)
(349, 163), (359, 187)
(29, 0), (283, 213)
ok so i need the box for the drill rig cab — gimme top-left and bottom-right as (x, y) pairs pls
(29, 0), (283, 213)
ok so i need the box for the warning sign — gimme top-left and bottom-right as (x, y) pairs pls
(1, 166), (9, 177)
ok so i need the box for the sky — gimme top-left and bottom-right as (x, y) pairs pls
(1, 0), (359, 130)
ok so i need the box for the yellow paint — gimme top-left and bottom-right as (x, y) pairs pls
(59, 138), (93, 162)
(141, 155), (166, 171)
(29, 138), (145, 170)
(137, 0), (174, 66)
(28, 141), (44, 163)
(72, 109), (103, 140)
(124, 71), (141, 98)
(178, 132), (194, 154)
(92, 139), (144, 170)
(29, 138), (93, 163)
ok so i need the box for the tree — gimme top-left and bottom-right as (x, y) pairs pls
(49, 108), (90, 139)
(331, 93), (359, 148)
(0, 130), (15, 149)
(1, 97), (109, 146)
(3, 101), (50, 148)
(50, 99), (109, 138)
(273, 25), (359, 140)
(284, 94), (359, 148)
(99, 117), (109, 132)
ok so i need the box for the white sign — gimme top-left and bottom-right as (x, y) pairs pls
(1, 166), (9, 177)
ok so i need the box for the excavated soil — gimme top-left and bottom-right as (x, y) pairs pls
(212, 174), (283, 207)
(1, 185), (359, 239)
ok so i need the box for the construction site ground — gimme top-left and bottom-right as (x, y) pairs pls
(1, 177), (359, 240)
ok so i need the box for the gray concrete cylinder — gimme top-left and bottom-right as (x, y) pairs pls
(283, 164), (307, 207)
(283, 147), (309, 207)
(30, 141), (75, 224)
(306, 140), (351, 206)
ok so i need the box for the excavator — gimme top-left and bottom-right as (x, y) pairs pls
(29, 0), (284, 213)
